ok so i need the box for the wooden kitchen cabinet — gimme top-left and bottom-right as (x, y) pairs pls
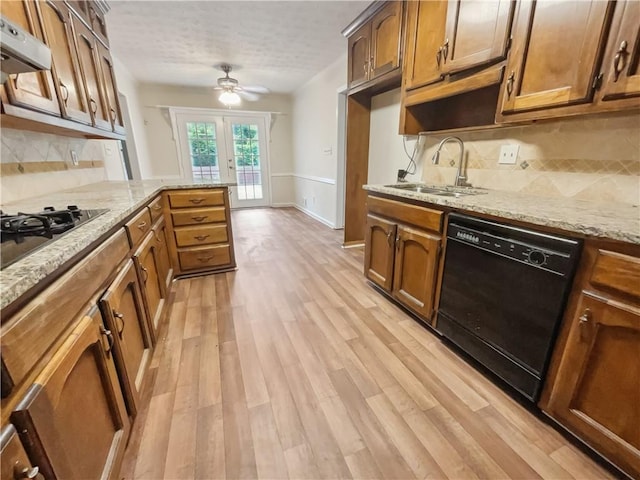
(99, 259), (153, 417)
(96, 42), (125, 134)
(346, 1), (403, 89)
(499, 0), (614, 118)
(0, 0), (61, 117)
(441, 0), (514, 74)
(1, 424), (41, 480)
(133, 231), (166, 342)
(152, 216), (173, 293)
(364, 195), (444, 325)
(542, 243), (640, 478)
(34, 0), (92, 125)
(10, 310), (130, 480)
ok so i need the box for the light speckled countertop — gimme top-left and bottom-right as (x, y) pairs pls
(1, 179), (235, 310)
(365, 183), (640, 245)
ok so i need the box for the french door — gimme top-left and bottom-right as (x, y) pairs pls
(174, 112), (270, 208)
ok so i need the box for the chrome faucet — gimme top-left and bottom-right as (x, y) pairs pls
(431, 136), (471, 187)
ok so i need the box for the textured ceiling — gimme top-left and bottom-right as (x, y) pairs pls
(107, 1), (370, 93)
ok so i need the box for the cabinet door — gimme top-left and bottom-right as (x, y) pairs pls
(545, 292), (640, 478)
(442, 0), (514, 74)
(1, 424), (41, 480)
(100, 259), (152, 417)
(0, 0), (60, 116)
(348, 23), (371, 87)
(96, 42), (125, 134)
(392, 225), (441, 321)
(598, 0), (640, 102)
(35, 0), (91, 124)
(10, 311), (130, 480)
(88, 3), (109, 46)
(501, 0), (613, 114)
(403, 0), (448, 90)
(70, 14), (111, 130)
(134, 233), (166, 342)
(364, 215), (396, 291)
(369, 1), (402, 79)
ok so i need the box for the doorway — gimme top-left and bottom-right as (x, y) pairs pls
(173, 111), (271, 208)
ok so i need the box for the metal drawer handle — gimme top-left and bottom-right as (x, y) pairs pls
(197, 256), (214, 263)
(113, 311), (125, 336)
(191, 216), (208, 222)
(194, 234), (210, 241)
(613, 40), (628, 82)
(189, 198), (205, 204)
(153, 204), (162, 211)
(99, 326), (114, 355)
(14, 465), (39, 479)
(137, 221), (147, 231)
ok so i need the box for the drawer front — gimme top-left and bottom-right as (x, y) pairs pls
(367, 195), (443, 233)
(590, 249), (640, 300)
(174, 225), (228, 247)
(171, 207), (226, 227)
(147, 196), (164, 222)
(125, 208), (152, 248)
(168, 190), (225, 209)
(178, 245), (231, 271)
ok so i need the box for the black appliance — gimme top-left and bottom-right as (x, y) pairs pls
(436, 213), (582, 402)
(0, 206), (108, 269)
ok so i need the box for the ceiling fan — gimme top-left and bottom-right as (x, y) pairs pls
(213, 64), (269, 105)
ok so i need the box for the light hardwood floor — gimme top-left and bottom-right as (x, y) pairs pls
(121, 207), (612, 479)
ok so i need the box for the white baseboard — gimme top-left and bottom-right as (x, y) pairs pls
(271, 202), (294, 208)
(293, 204), (335, 228)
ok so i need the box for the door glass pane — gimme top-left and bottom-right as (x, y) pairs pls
(231, 123), (262, 200)
(186, 122), (219, 181)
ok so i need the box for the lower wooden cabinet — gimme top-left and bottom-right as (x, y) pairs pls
(99, 259), (153, 417)
(1, 424), (41, 480)
(152, 216), (173, 293)
(364, 196), (444, 325)
(542, 243), (640, 478)
(133, 230), (166, 342)
(10, 309), (130, 480)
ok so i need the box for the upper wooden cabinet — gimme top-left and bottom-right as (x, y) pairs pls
(441, 0), (514, 74)
(96, 42), (125, 134)
(0, 0), (61, 116)
(499, 0), (614, 117)
(542, 243), (640, 479)
(597, 0), (640, 104)
(346, 1), (404, 89)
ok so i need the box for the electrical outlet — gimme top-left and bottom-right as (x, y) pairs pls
(70, 150), (79, 166)
(303, 197), (308, 207)
(499, 144), (519, 165)
(322, 146), (332, 155)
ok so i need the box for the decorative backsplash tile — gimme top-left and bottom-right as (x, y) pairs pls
(420, 113), (640, 205)
(1, 129), (108, 205)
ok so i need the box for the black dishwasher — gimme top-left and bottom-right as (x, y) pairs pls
(436, 213), (582, 402)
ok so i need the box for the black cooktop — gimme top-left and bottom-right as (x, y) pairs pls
(0, 206), (109, 269)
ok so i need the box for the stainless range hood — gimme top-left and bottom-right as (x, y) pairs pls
(0, 15), (51, 83)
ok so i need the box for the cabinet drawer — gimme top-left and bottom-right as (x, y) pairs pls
(367, 195), (443, 233)
(178, 245), (231, 271)
(125, 208), (152, 248)
(590, 249), (640, 300)
(171, 207), (226, 227)
(147, 196), (164, 222)
(168, 190), (225, 209)
(174, 225), (228, 247)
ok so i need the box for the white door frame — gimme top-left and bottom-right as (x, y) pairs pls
(169, 107), (273, 208)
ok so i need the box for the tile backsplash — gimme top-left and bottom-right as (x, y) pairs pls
(1, 129), (108, 205)
(420, 113), (640, 205)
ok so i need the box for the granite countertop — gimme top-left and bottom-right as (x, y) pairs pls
(0, 179), (235, 310)
(365, 183), (640, 245)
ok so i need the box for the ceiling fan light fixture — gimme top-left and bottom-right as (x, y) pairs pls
(219, 90), (241, 106)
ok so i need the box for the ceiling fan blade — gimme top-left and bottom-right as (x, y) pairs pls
(241, 85), (270, 94)
(238, 90), (260, 101)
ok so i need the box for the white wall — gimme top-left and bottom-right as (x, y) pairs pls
(135, 84), (294, 202)
(291, 54), (347, 227)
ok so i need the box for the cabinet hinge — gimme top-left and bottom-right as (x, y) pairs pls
(592, 73), (604, 91)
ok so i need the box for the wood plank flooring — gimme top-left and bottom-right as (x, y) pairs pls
(121, 207), (612, 479)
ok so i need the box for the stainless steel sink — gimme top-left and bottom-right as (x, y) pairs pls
(386, 184), (487, 197)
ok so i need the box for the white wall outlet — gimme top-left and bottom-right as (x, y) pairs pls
(322, 146), (333, 155)
(70, 150), (79, 166)
(499, 144), (519, 165)
(303, 197), (308, 207)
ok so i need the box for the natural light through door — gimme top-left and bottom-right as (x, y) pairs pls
(231, 122), (262, 201)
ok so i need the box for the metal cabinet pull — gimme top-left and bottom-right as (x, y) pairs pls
(363, 59), (369, 75)
(436, 47), (443, 68)
(99, 326), (114, 354)
(506, 71), (515, 98)
(442, 38), (449, 61)
(89, 98), (98, 114)
(191, 216), (207, 222)
(14, 465), (39, 479)
(194, 234), (210, 241)
(613, 40), (628, 82)
(110, 107), (117, 122)
(197, 256), (214, 263)
(59, 80), (69, 104)
(387, 230), (394, 246)
(153, 204), (162, 211)
(113, 311), (125, 336)
(140, 265), (149, 283)
(137, 221), (147, 231)
(189, 198), (205, 204)
(579, 308), (592, 341)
